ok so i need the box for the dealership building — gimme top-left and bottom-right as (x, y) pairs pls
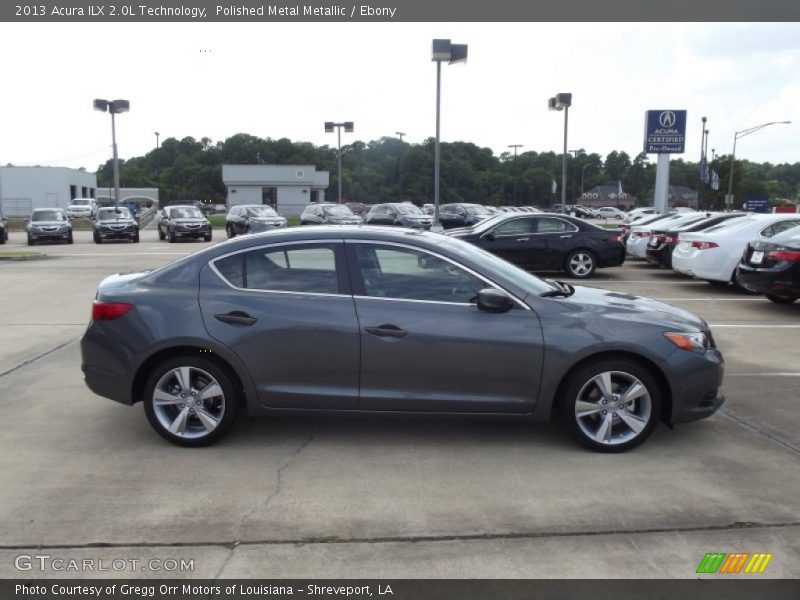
(0, 166), (97, 217)
(222, 165), (330, 216)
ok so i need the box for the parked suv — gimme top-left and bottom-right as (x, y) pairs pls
(365, 203), (433, 229)
(93, 206), (139, 243)
(226, 205), (287, 237)
(158, 205), (212, 242)
(27, 208), (73, 245)
(300, 203), (362, 225)
(438, 203), (495, 229)
(66, 198), (98, 219)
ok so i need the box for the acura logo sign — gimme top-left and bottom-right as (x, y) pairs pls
(659, 111), (676, 128)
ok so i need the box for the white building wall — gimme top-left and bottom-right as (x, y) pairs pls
(278, 186), (310, 216)
(0, 167), (97, 217)
(227, 187), (262, 207)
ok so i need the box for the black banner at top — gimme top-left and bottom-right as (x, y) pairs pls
(3, 0), (800, 22)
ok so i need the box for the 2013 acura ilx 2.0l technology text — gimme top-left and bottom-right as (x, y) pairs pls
(81, 227), (724, 452)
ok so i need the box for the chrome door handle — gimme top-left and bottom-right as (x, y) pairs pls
(215, 311), (257, 326)
(365, 324), (408, 339)
(560, 235), (573, 238)
(516, 237), (530, 242)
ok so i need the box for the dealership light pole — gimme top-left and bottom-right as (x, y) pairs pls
(155, 131), (160, 150)
(508, 144), (523, 205)
(396, 131), (406, 199)
(548, 93), (572, 213)
(432, 38), (468, 231)
(726, 120), (790, 210)
(94, 99), (130, 208)
(325, 121), (354, 204)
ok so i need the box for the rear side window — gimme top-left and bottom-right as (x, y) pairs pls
(536, 217), (578, 233)
(213, 244), (340, 294)
(761, 220), (800, 238)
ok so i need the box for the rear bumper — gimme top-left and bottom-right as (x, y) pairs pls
(597, 246), (626, 267)
(735, 263), (800, 297)
(645, 244), (673, 268)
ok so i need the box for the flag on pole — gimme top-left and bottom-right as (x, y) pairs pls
(711, 170), (720, 191)
(552, 179), (558, 194)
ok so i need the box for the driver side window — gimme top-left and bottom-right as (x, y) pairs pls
(354, 244), (485, 304)
(492, 218), (535, 236)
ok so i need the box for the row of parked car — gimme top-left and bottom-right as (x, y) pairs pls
(623, 210), (800, 304)
(19, 207), (141, 245)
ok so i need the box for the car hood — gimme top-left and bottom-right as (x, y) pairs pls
(250, 217), (285, 223)
(31, 220), (70, 227)
(172, 218), (208, 224)
(544, 284), (707, 331)
(98, 219), (135, 225)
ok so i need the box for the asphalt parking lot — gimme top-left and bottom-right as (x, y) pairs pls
(1, 227), (799, 579)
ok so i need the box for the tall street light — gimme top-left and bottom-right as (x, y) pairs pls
(432, 38), (468, 231)
(396, 131), (406, 200)
(726, 120), (790, 210)
(508, 144), (523, 205)
(155, 131), (160, 150)
(548, 93), (572, 213)
(93, 99), (130, 208)
(325, 121), (354, 204)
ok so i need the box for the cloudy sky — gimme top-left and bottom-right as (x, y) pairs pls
(1, 22), (798, 171)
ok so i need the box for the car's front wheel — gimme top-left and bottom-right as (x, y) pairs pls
(226, 224), (235, 239)
(143, 357), (239, 447)
(565, 250), (597, 279)
(561, 359), (661, 452)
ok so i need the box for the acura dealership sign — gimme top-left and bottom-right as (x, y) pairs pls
(644, 110), (687, 154)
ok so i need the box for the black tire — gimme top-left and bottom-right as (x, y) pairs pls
(564, 249), (597, 279)
(133, 231), (140, 243)
(0, 230), (5, 245)
(226, 225), (235, 239)
(765, 294), (797, 305)
(204, 231), (212, 242)
(143, 356), (239, 447)
(93, 232), (102, 244)
(67, 232), (74, 245)
(168, 229), (176, 243)
(705, 279), (728, 287)
(560, 358), (662, 453)
(158, 228), (166, 241)
(27, 235), (34, 246)
(732, 270), (759, 295)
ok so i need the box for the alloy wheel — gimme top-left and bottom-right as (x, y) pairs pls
(568, 252), (595, 278)
(151, 366), (226, 440)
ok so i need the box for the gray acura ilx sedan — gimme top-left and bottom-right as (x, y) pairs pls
(81, 227), (724, 452)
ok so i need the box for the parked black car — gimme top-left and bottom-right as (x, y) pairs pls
(300, 203), (362, 225)
(438, 203), (495, 229)
(81, 226), (724, 452)
(93, 207), (139, 243)
(645, 213), (745, 269)
(0, 212), (7, 244)
(226, 205), (287, 238)
(736, 228), (800, 304)
(27, 208), (73, 245)
(447, 213), (625, 279)
(158, 205), (212, 242)
(365, 203), (433, 229)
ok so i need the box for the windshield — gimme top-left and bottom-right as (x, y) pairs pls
(436, 235), (555, 296)
(71, 199), (92, 206)
(465, 204), (493, 216)
(32, 210), (66, 221)
(169, 207), (203, 219)
(395, 204), (423, 215)
(98, 208), (132, 221)
(246, 206), (279, 218)
(323, 205), (355, 217)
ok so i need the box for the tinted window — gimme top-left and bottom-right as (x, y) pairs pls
(355, 244), (485, 304)
(246, 206), (279, 217)
(169, 207), (203, 219)
(97, 208), (132, 221)
(32, 210), (67, 221)
(324, 205), (354, 217)
(536, 217), (578, 233)
(394, 204), (422, 215)
(492, 218), (536, 236)
(215, 245), (339, 294)
(761, 220), (800, 238)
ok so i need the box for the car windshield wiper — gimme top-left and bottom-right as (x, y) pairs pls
(540, 280), (575, 298)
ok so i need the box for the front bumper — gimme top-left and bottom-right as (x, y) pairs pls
(29, 229), (70, 241)
(668, 348), (726, 424)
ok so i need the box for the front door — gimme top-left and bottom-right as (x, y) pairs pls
(346, 242), (544, 413)
(478, 216), (537, 267)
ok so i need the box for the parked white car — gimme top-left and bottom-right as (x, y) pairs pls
(624, 207), (655, 224)
(595, 206), (626, 220)
(626, 212), (699, 258)
(672, 214), (800, 287)
(66, 198), (98, 219)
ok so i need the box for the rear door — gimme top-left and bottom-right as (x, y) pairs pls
(200, 241), (360, 409)
(533, 216), (580, 269)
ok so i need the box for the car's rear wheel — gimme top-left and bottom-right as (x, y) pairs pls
(561, 359), (661, 452)
(143, 357), (239, 447)
(565, 250), (597, 279)
(765, 294), (797, 304)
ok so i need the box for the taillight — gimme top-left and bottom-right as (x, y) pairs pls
(665, 234), (678, 244)
(690, 241), (719, 250)
(622, 227), (630, 235)
(767, 250), (800, 261)
(609, 234), (622, 242)
(92, 300), (133, 321)
(633, 231), (650, 238)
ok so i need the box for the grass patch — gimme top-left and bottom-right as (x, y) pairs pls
(208, 215), (302, 228)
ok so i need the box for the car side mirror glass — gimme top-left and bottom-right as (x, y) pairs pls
(483, 232), (496, 242)
(476, 288), (514, 313)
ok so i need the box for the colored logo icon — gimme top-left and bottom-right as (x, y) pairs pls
(696, 552), (773, 574)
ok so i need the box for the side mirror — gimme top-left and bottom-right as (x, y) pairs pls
(476, 288), (514, 313)
(483, 232), (496, 242)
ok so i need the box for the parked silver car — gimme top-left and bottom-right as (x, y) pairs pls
(27, 208), (73, 245)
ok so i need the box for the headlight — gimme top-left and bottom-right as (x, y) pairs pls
(663, 331), (711, 353)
